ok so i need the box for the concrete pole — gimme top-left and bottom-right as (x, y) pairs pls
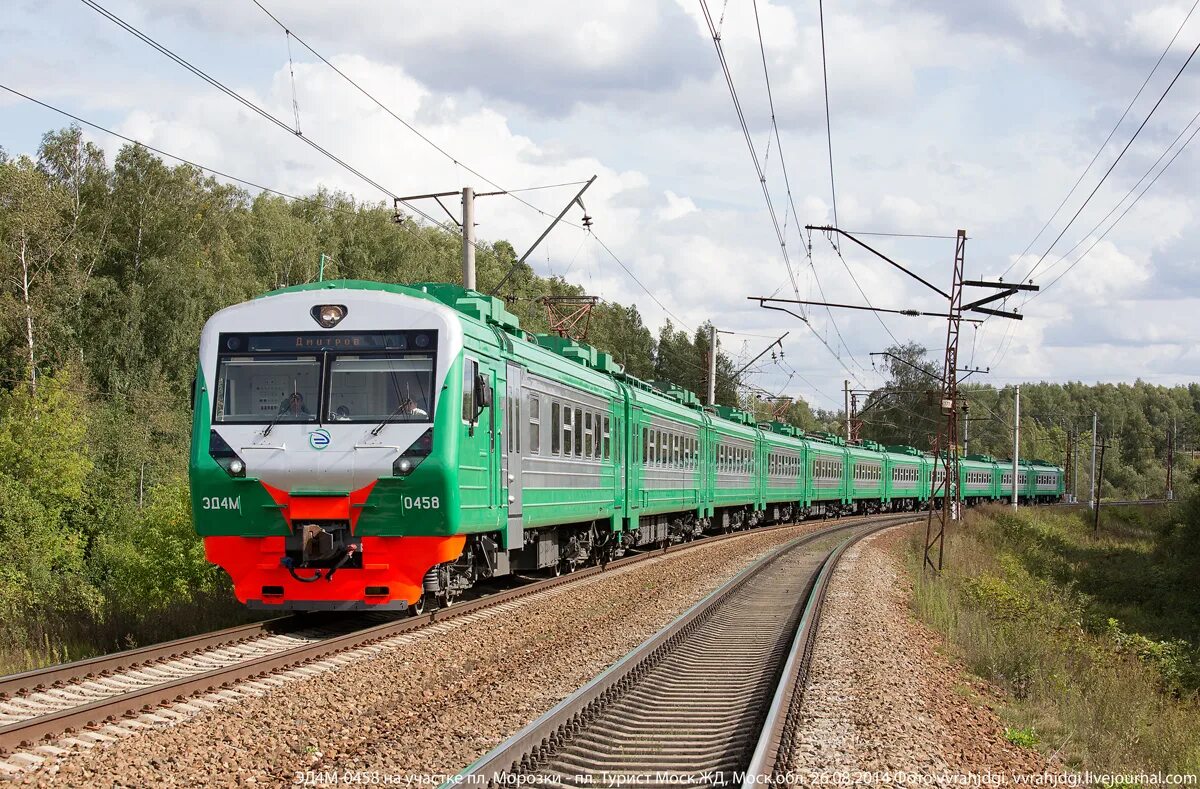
(1011, 385), (1020, 509)
(462, 186), (476, 291)
(963, 407), (970, 456)
(707, 324), (717, 406)
(1072, 429), (1079, 504)
(1089, 411), (1098, 509)
(844, 380), (851, 443)
(1167, 418), (1176, 501)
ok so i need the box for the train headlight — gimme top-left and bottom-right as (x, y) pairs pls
(311, 304), (348, 328)
(210, 430), (247, 478)
(392, 428), (433, 477)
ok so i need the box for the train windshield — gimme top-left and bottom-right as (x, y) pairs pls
(213, 356), (322, 423)
(327, 355), (434, 423)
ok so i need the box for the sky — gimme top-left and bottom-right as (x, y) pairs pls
(2, 0), (1198, 412)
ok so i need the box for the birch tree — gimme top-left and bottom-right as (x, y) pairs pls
(0, 157), (72, 393)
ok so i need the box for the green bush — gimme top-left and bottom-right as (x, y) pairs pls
(907, 503), (1200, 773)
(1004, 727), (1039, 748)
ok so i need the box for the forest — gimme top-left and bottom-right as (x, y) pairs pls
(0, 126), (1194, 668)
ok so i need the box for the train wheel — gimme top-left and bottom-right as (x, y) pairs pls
(409, 593), (430, 617)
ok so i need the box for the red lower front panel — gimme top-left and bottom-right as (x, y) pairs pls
(204, 535), (467, 610)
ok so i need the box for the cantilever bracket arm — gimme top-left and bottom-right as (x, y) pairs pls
(962, 287), (1017, 312)
(972, 306), (1023, 320)
(490, 175), (597, 296)
(733, 331), (789, 377)
(804, 225), (950, 299)
(748, 296), (982, 323)
(752, 299), (810, 325)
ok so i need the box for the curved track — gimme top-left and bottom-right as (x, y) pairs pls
(0, 512), (898, 757)
(454, 514), (916, 787)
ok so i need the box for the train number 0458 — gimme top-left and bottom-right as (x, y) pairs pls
(403, 496), (440, 510)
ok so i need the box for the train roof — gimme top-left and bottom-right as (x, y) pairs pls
(255, 281), (1070, 473)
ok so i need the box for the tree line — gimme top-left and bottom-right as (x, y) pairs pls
(0, 126), (1192, 666)
(0, 126), (791, 663)
(860, 342), (1198, 502)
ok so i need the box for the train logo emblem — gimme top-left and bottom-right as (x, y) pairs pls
(308, 429), (331, 450)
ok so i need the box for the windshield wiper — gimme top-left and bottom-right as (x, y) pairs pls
(262, 399), (291, 438)
(371, 399), (414, 436)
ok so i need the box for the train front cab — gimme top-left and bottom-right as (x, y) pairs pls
(192, 282), (470, 612)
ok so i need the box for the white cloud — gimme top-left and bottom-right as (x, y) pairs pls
(2, 0), (1196, 392)
(657, 191), (698, 222)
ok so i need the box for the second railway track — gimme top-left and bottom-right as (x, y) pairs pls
(455, 514), (918, 788)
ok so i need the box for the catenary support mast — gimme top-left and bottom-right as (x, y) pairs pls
(1011, 385), (1020, 509)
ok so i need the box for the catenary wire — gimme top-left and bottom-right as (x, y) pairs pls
(259, 0), (876, 384)
(996, 0), (1199, 283)
(1036, 104), (1200, 287)
(0, 83), (438, 252)
(83, 0), (691, 331)
(748, 0), (873, 382)
(698, 0), (867, 387)
(982, 17), (1200, 371)
(77, 0), (458, 233)
(821, 228), (903, 347)
(1019, 33), (1200, 285)
(817, 0), (840, 240)
(249, 0), (697, 331)
(990, 90), (1200, 370)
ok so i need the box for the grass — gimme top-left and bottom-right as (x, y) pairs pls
(1005, 726), (1040, 748)
(0, 579), (264, 675)
(906, 502), (1200, 774)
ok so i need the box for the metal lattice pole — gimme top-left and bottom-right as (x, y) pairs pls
(924, 229), (966, 573)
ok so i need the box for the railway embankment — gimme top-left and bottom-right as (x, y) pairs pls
(903, 501), (1200, 775)
(11, 520), (835, 785)
(788, 526), (1052, 781)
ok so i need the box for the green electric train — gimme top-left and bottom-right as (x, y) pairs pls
(190, 281), (1064, 612)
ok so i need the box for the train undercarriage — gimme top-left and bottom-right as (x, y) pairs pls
(410, 496), (929, 612)
(393, 491), (1043, 614)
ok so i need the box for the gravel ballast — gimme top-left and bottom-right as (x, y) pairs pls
(18, 520), (840, 787)
(788, 525), (1053, 782)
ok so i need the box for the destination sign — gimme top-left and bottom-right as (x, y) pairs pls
(219, 331), (437, 354)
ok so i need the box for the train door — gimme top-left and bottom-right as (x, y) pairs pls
(626, 404), (645, 526)
(611, 399), (625, 522)
(503, 363), (524, 549)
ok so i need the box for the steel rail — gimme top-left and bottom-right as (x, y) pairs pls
(0, 617), (299, 699)
(741, 518), (890, 783)
(0, 511), (899, 755)
(451, 513), (918, 786)
(1056, 498), (1172, 507)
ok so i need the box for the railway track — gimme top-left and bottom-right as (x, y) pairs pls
(454, 514), (917, 788)
(0, 511), (906, 761)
